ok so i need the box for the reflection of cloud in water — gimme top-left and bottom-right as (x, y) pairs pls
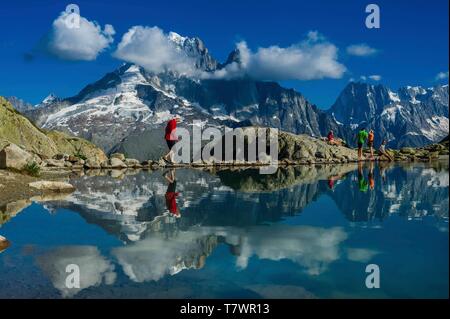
(201, 225), (348, 275)
(346, 248), (379, 263)
(244, 284), (316, 299)
(36, 246), (116, 298)
(112, 225), (349, 281)
(112, 231), (217, 283)
(421, 169), (449, 188)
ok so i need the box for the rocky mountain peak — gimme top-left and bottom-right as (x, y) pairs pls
(329, 81), (391, 126)
(167, 31), (218, 72)
(37, 93), (60, 107)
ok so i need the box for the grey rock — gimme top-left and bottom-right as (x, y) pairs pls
(110, 157), (127, 168)
(124, 158), (141, 167)
(110, 153), (126, 161)
(84, 159), (101, 169)
(0, 143), (33, 170)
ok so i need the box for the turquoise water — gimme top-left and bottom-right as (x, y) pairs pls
(0, 162), (448, 298)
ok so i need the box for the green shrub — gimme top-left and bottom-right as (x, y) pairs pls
(74, 146), (87, 161)
(24, 161), (41, 177)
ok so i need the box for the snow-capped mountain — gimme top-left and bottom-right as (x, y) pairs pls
(329, 82), (449, 147)
(167, 31), (219, 71)
(35, 93), (61, 108)
(22, 31), (448, 154)
(23, 32), (343, 157)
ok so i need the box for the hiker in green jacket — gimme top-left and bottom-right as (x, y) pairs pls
(357, 128), (369, 161)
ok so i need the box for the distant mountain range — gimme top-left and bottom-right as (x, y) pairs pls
(5, 31), (448, 157)
(329, 82), (449, 147)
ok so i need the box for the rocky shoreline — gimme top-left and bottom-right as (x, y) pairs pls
(1, 136), (448, 174)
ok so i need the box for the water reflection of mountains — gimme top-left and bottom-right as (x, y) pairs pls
(24, 163), (449, 298)
(43, 162), (449, 243)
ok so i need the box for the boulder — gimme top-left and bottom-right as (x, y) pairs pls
(141, 160), (151, 166)
(400, 147), (415, 155)
(64, 161), (73, 168)
(68, 155), (79, 163)
(100, 160), (110, 168)
(43, 159), (65, 168)
(124, 158), (141, 167)
(0, 143), (33, 170)
(53, 153), (69, 161)
(28, 181), (75, 192)
(84, 159), (101, 169)
(109, 157), (127, 169)
(110, 153), (126, 161)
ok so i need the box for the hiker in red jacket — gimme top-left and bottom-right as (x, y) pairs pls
(163, 116), (181, 164)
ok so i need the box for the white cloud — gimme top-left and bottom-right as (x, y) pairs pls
(360, 75), (367, 81)
(346, 43), (378, 57)
(209, 33), (346, 81)
(435, 71), (449, 81)
(113, 26), (198, 76)
(47, 11), (115, 61)
(369, 75), (382, 81)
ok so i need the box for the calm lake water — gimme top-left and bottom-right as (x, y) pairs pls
(0, 162), (448, 298)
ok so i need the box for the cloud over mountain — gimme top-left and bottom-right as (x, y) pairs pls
(368, 75), (382, 81)
(346, 43), (378, 57)
(436, 71), (449, 80)
(113, 26), (346, 81)
(114, 26), (198, 76)
(47, 11), (115, 61)
(211, 35), (346, 81)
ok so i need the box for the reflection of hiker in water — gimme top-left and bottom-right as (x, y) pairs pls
(327, 173), (345, 190)
(368, 161), (375, 190)
(379, 162), (389, 184)
(164, 169), (180, 217)
(0, 235), (10, 254)
(357, 162), (369, 192)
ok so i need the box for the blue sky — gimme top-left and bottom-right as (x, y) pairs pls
(0, 0), (448, 108)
